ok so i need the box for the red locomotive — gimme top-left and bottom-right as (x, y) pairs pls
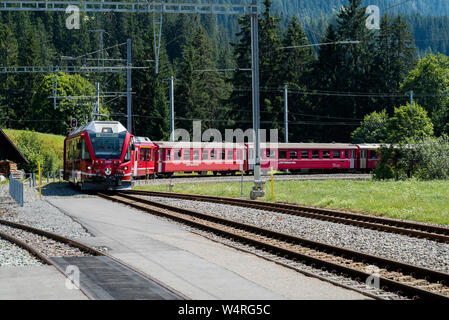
(64, 121), (134, 190)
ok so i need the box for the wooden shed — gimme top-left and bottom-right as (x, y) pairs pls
(0, 128), (28, 178)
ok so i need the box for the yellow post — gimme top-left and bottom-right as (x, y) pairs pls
(38, 162), (42, 198)
(270, 166), (274, 202)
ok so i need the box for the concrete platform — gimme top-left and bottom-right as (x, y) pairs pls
(0, 265), (87, 300)
(48, 196), (369, 300)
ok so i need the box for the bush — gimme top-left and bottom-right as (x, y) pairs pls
(374, 136), (449, 180)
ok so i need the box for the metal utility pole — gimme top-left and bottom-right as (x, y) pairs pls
(169, 76), (175, 141)
(410, 90), (414, 136)
(153, 13), (163, 74)
(51, 74), (58, 110)
(127, 38), (132, 134)
(250, 0), (264, 200)
(284, 84), (288, 143)
(93, 82), (100, 120)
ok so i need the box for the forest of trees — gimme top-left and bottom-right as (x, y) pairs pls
(0, 0), (449, 144)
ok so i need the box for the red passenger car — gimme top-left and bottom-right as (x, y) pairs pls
(357, 144), (382, 171)
(64, 121), (134, 190)
(154, 142), (245, 176)
(246, 143), (358, 172)
(132, 136), (157, 178)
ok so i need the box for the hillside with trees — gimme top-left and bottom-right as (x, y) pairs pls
(0, 0), (448, 145)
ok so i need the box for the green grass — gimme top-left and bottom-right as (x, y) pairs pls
(4, 129), (65, 171)
(135, 179), (449, 225)
(4, 129), (65, 155)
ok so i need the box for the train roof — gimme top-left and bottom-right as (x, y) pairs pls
(67, 121), (128, 138)
(154, 141), (245, 149)
(357, 143), (388, 149)
(134, 136), (154, 144)
(247, 142), (358, 149)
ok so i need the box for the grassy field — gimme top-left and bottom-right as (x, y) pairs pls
(135, 179), (449, 225)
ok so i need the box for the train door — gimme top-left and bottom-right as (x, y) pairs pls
(158, 149), (163, 173)
(134, 146), (139, 176)
(139, 147), (152, 176)
(249, 148), (255, 170)
(350, 150), (355, 169)
(360, 149), (367, 169)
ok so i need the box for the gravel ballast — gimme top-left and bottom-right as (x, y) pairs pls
(0, 183), (93, 239)
(0, 238), (43, 267)
(142, 196), (449, 274)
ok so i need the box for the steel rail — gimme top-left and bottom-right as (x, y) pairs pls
(0, 218), (187, 300)
(101, 192), (449, 300)
(123, 190), (449, 243)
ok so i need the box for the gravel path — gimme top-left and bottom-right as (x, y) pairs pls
(142, 196), (449, 274)
(0, 238), (43, 267)
(0, 183), (93, 238)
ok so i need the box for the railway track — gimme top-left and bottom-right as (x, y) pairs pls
(100, 191), (449, 300)
(123, 190), (449, 244)
(133, 173), (371, 186)
(0, 218), (183, 300)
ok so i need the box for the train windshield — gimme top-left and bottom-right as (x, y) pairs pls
(89, 132), (127, 160)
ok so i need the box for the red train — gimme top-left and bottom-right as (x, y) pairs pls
(64, 121), (134, 190)
(132, 140), (381, 178)
(64, 121), (381, 190)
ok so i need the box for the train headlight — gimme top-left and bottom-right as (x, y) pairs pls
(124, 166), (128, 171)
(87, 166), (92, 170)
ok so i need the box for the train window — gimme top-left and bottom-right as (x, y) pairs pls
(333, 151), (341, 159)
(237, 150), (242, 160)
(81, 140), (91, 161)
(345, 151), (349, 159)
(279, 150), (287, 159)
(183, 149), (191, 160)
(174, 149), (181, 160)
(323, 151), (331, 159)
(67, 141), (71, 160)
(140, 149), (146, 161)
(193, 150), (200, 160)
(289, 151), (298, 159)
(312, 150), (319, 159)
(125, 143), (132, 161)
(210, 150), (217, 160)
(219, 150), (225, 160)
(266, 149), (275, 158)
(361, 150), (367, 158)
(167, 149), (171, 161)
(370, 150), (378, 159)
(227, 150), (234, 160)
(301, 150), (309, 159)
(202, 149), (209, 160)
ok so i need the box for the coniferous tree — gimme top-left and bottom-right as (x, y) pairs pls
(176, 27), (230, 135)
(280, 16), (316, 141)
